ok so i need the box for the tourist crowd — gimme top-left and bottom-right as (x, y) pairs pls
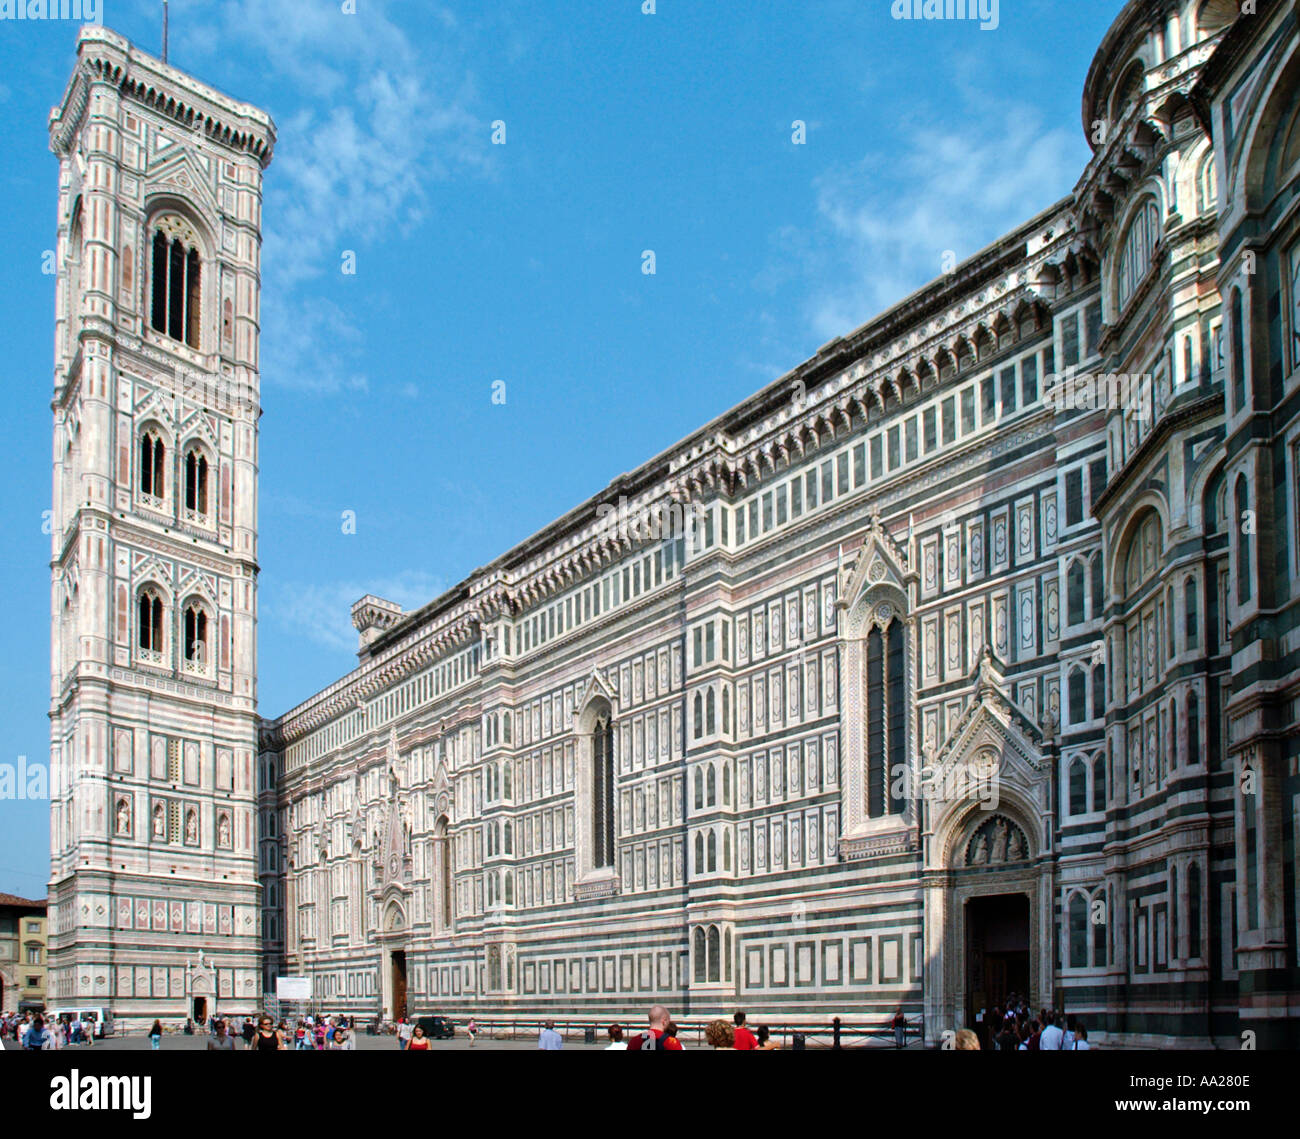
(0, 1010), (97, 1049)
(964, 993), (1093, 1050)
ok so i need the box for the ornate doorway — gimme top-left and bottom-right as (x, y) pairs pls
(391, 950), (408, 1021)
(919, 653), (1056, 1043)
(966, 893), (1030, 1034)
(193, 996), (208, 1024)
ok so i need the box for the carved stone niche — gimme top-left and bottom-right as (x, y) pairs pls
(964, 813), (1029, 867)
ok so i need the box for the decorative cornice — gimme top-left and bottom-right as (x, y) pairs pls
(49, 26), (276, 167)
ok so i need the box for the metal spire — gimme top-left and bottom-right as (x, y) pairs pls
(162, 0), (169, 64)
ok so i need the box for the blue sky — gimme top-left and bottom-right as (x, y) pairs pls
(0, 0), (1125, 898)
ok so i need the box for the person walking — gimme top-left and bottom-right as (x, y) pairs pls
(149, 1020), (163, 1050)
(732, 1011), (757, 1050)
(407, 1024), (431, 1051)
(627, 1005), (683, 1050)
(538, 1020), (563, 1050)
(466, 1018), (478, 1047)
(328, 1025), (355, 1050)
(207, 1021), (236, 1051)
(396, 1017), (412, 1051)
(249, 1015), (284, 1050)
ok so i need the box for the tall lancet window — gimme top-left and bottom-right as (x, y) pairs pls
(151, 219), (202, 349)
(137, 588), (164, 656)
(140, 431), (166, 499)
(184, 448), (210, 517)
(866, 619), (907, 818)
(592, 713), (615, 868)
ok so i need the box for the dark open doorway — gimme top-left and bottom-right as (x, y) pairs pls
(391, 950), (407, 1021)
(193, 996), (207, 1024)
(966, 893), (1030, 1040)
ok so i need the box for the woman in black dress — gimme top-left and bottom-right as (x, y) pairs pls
(249, 1016), (284, 1050)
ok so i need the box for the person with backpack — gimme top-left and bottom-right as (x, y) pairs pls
(627, 1005), (683, 1050)
(149, 1020), (163, 1050)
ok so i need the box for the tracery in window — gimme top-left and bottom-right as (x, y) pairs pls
(150, 215), (202, 349)
(182, 600), (208, 671)
(1116, 198), (1161, 312)
(137, 587), (164, 657)
(139, 430), (166, 500)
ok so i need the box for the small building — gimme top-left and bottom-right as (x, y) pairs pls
(0, 894), (49, 1013)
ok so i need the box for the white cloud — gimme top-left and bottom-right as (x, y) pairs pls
(264, 569), (446, 654)
(161, 0), (490, 387)
(797, 101), (1082, 341)
(260, 294), (368, 396)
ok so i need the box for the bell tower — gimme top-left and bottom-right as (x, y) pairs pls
(46, 26), (274, 1021)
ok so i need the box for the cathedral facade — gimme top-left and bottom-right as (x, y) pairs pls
(48, 0), (1300, 1047)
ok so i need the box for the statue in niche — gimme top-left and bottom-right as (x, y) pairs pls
(218, 814), (231, 847)
(152, 803), (165, 837)
(991, 817), (1009, 863)
(116, 799), (131, 836)
(1008, 826), (1026, 862)
(185, 809), (197, 844)
(965, 815), (1028, 867)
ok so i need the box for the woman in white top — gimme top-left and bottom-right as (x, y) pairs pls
(605, 1024), (627, 1050)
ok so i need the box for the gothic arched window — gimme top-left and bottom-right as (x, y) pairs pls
(1067, 560), (1086, 626)
(591, 712), (615, 869)
(1091, 753), (1106, 813)
(184, 447), (210, 517)
(1092, 887), (1108, 967)
(1068, 892), (1089, 968)
(1235, 474), (1252, 604)
(1116, 198), (1161, 312)
(1068, 667), (1087, 725)
(1124, 511), (1161, 597)
(866, 619), (907, 818)
(1187, 861), (1202, 958)
(1069, 757), (1088, 816)
(1229, 287), (1246, 412)
(137, 588), (164, 655)
(151, 219), (202, 349)
(183, 600), (208, 669)
(140, 430), (166, 499)
(434, 815), (452, 934)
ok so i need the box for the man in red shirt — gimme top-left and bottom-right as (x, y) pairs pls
(732, 1011), (758, 1050)
(628, 1005), (684, 1050)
